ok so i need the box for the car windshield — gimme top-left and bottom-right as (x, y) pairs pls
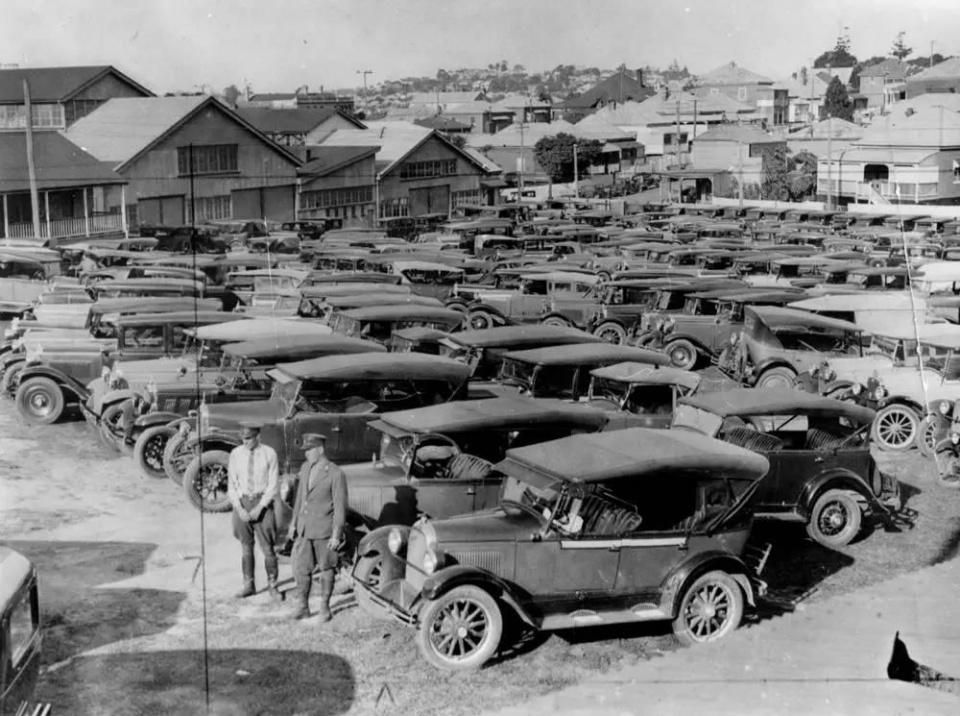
(498, 358), (536, 392)
(672, 404), (724, 436)
(377, 431), (415, 469)
(499, 474), (561, 514)
(919, 346), (960, 379)
(589, 376), (629, 404)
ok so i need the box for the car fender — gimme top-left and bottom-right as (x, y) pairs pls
(753, 357), (798, 378)
(540, 311), (576, 326)
(662, 331), (711, 354)
(467, 302), (510, 322)
(133, 411), (183, 430)
(356, 524), (408, 557)
(1, 353), (24, 372)
(422, 564), (537, 627)
(662, 551), (756, 616)
(798, 468), (879, 516)
(17, 364), (91, 401)
(168, 415), (197, 433)
(100, 388), (143, 411)
(875, 395), (923, 415)
(185, 430), (240, 454)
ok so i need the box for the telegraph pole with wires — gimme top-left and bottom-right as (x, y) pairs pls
(356, 70), (373, 113)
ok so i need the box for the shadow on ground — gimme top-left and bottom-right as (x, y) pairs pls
(38, 648), (355, 715)
(4, 540), (185, 664)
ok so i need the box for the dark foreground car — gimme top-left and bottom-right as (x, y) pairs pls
(355, 427), (770, 670)
(0, 546), (42, 715)
(672, 388), (902, 547)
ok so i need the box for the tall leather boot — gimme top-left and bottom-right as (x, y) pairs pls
(265, 551), (281, 602)
(235, 547), (255, 598)
(316, 570), (334, 623)
(292, 572), (311, 620)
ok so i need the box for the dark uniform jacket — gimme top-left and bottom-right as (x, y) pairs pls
(290, 456), (347, 540)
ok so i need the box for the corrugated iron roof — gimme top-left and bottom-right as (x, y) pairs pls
(0, 65), (152, 103)
(695, 124), (780, 143)
(236, 106), (361, 133)
(696, 61), (772, 86)
(0, 132), (124, 192)
(298, 145), (378, 177)
(562, 70), (654, 109)
(909, 57), (960, 81)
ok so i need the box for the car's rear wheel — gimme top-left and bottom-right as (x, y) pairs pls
(871, 404), (919, 451)
(672, 571), (743, 646)
(806, 489), (862, 547)
(755, 366), (797, 391)
(15, 377), (65, 424)
(134, 425), (176, 480)
(182, 450), (232, 512)
(539, 315), (572, 328)
(664, 339), (698, 370)
(593, 321), (627, 345)
(416, 585), (503, 671)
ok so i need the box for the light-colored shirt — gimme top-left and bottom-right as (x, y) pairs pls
(227, 441), (279, 512)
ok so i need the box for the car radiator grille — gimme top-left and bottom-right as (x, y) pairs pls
(406, 529), (428, 574)
(350, 492), (385, 522)
(447, 549), (501, 574)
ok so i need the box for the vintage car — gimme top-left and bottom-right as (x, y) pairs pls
(112, 335), (385, 479)
(223, 267), (311, 305)
(718, 306), (866, 390)
(450, 271), (600, 330)
(673, 389), (901, 547)
(497, 343), (670, 400)
(0, 546), (42, 715)
(313, 292), (442, 322)
(327, 304), (464, 345)
(0, 247), (64, 315)
(355, 427), (770, 670)
(389, 327), (451, 354)
(13, 310), (236, 424)
(385, 260), (466, 301)
(84, 276), (242, 311)
(176, 353), (473, 512)
(435, 325), (600, 381)
(343, 396), (644, 537)
(637, 288), (805, 369)
(586, 362), (701, 422)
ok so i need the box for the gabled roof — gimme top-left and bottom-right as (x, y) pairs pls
(63, 95), (302, 170)
(694, 124), (780, 143)
(855, 106), (960, 148)
(909, 57), (960, 81)
(562, 70), (654, 109)
(236, 106), (365, 134)
(320, 121), (495, 177)
(859, 59), (910, 80)
(0, 132), (125, 192)
(298, 145), (378, 177)
(489, 93), (551, 112)
(790, 118), (862, 139)
(408, 91), (485, 105)
(0, 65), (153, 103)
(697, 62), (772, 86)
(414, 115), (473, 131)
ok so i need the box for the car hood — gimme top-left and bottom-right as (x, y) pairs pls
(432, 507), (540, 544)
(341, 462), (406, 486)
(203, 398), (286, 428)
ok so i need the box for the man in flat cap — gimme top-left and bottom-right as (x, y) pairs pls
(227, 421), (280, 599)
(287, 432), (347, 621)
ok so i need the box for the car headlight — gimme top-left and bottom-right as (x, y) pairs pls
(850, 384), (862, 396)
(423, 548), (442, 574)
(952, 433), (960, 444)
(387, 528), (404, 555)
(940, 401), (952, 415)
(872, 385), (887, 400)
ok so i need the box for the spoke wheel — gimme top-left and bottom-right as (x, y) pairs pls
(871, 404), (919, 451)
(134, 425), (176, 479)
(672, 571), (743, 646)
(182, 450), (232, 512)
(806, 489), (862, 547)
(467, 310), (494, 331)
(416, 585), (503, 671)
(593, 322), (627, 345)
(917, 415), (947, 459)
(15, 377), (65, 425)
(162, 431), (192, 485)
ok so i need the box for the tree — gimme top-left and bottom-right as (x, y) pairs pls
(760, 144), (790, 201)
(814, 30), (858, 68)
(788, 150), (818, 200)
(823, 76), (854, 121)
(221, 84), (241, 107)
(533, 133), (604, 183)
(891, 31), (912, 60)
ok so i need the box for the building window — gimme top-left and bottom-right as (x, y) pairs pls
(30, 103), (65, 128)
(300, 185), (374, 210)
(186, 195), (232, 221)
(399, 159), (457, 180)
(64, 99), (105, 125)
(380, 197), (409, 218)
(177, 144), (239, 176)
(452, 189), (481, 208)
(738, 86), (747, 101)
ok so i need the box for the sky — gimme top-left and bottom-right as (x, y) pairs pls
(2, 0), (960, 95)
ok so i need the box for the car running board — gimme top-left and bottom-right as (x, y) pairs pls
(540, 604), (669, 630)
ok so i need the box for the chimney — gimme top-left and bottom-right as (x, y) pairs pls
(636, 68), (644, 87)
(660, 84), (670, 101)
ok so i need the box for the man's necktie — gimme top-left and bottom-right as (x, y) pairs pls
(247, 446), (256, 490)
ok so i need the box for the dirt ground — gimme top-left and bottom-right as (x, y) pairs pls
(2, 394), (960, 716)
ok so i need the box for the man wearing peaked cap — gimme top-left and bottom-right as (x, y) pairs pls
(287, 432), (347, 622)
(227, 421), (281, 600)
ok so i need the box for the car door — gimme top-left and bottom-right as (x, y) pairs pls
(753, 447), (830, 511)
(514, 534), (620, 614)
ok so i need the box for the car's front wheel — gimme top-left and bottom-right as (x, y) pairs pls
(672, 570), (744, 646)
(664, 339), (698, 370)
(16, 377), (65, 424)
(593, 321), (627, 345)
(806, 489), (862, 547)
(917, 415), (947, 459)
(354, 551), (400, 620)
(416, 585), (503, 670)
(163, 431), (191, 485)
(871, 404), (919, 451)
(755, 366), (796, 391)
(539, 315), (572, 328)
(134, 425), (176, 480)
(467, 310), (496, 331)
(182, 450), (232, 512)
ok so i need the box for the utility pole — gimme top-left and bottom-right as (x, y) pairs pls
(675, 100), (681, 166)
(356, 69), (373, 112)
(22, 79), (42, 240)
(826, 115), (833, 209)
(737, 140), (744, 211)
(518, 118), (526, 198)
(573, 142), (579, 199)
